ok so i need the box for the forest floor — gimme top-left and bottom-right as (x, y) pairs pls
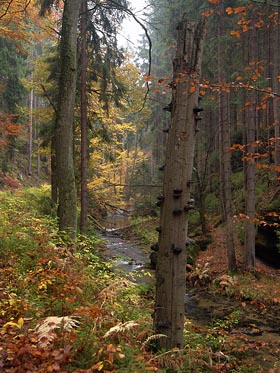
(129, 217), (280, 371)
(1, 187), (280, 372)
(185, 225), (280, 372)
(196, 224), (280, 276)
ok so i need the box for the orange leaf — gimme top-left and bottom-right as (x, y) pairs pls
(209, 0), (219, 3)
(143, 74), (154, 82)
(189, 86), (196, 93)
(226, 7), (233, 15)
(230, 30), (241, 38)
(202, 9), (214, 17)
(234, 6), (246, 14)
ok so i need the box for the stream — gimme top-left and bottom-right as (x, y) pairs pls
(100, 214), (280, 369)
(99, 213), (153, 282)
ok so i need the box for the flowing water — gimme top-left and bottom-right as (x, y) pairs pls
(99, 212), (153, 282)
(100, 213), (280, 369)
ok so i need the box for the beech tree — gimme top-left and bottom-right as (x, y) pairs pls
(154, 18), (206, 350)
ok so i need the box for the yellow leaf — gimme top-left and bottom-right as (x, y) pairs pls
(17, 317), (24, 328)
(3, 321), (19, 328)
(3, 318), (24, 329)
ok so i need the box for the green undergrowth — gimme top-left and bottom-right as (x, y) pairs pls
(129, 216), (158, 247)
(0, 187), (157, 372)
(1, 187), (280, 372)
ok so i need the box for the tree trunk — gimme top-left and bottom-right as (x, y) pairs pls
(51, 136), (58, 204)
(55, 0), (81, 239)
(218, 0), (237, 271)
(80, 0), (88, 234)
(28, 88), (34, 176)
(154, 18), (206, 350)
(244, 23), (257, 267)
(272, 12), (280, 173)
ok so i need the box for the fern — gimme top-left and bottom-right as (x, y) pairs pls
(141, 333), (167, 350)
(149, 348), (184, 370)
(98, 278), (131, 307)
(103, 320), (139, 338)
(35, 316), (80, 347)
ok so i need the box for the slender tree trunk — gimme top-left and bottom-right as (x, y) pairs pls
(224, 93), (237, 271)
(28, 88), (34, 176)
(218, 1), (237, 271)
(51, 136), (58, 204)
(80, 0), (88, 234)
(154, 18), (206, 350)
(244, 24), (257, 267)
(33, 96), (41, 177)
(55, 0), (81, 239)
(272, 13), (280, 173)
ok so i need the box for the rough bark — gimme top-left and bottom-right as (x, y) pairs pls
(154, 18), (206, 350)
(80, 0), (88, 234)
(55, 0), (81, 239)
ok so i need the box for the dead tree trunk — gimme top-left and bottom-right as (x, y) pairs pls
(154, 18), (206, 350)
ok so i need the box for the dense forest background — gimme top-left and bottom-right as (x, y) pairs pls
(1, 0), (280, 371)
(1, 0), (280, 264)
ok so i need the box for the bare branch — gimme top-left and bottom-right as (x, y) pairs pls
(106, 0), (152, 111)
(40, 84), (57, 113)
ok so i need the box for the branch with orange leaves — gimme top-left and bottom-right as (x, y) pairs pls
(234, 212), (280, 228)
(208, 81), (280, 98)
(147, 71), (280, 99)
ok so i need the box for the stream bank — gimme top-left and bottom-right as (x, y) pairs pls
(99, 215), (280, 370)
